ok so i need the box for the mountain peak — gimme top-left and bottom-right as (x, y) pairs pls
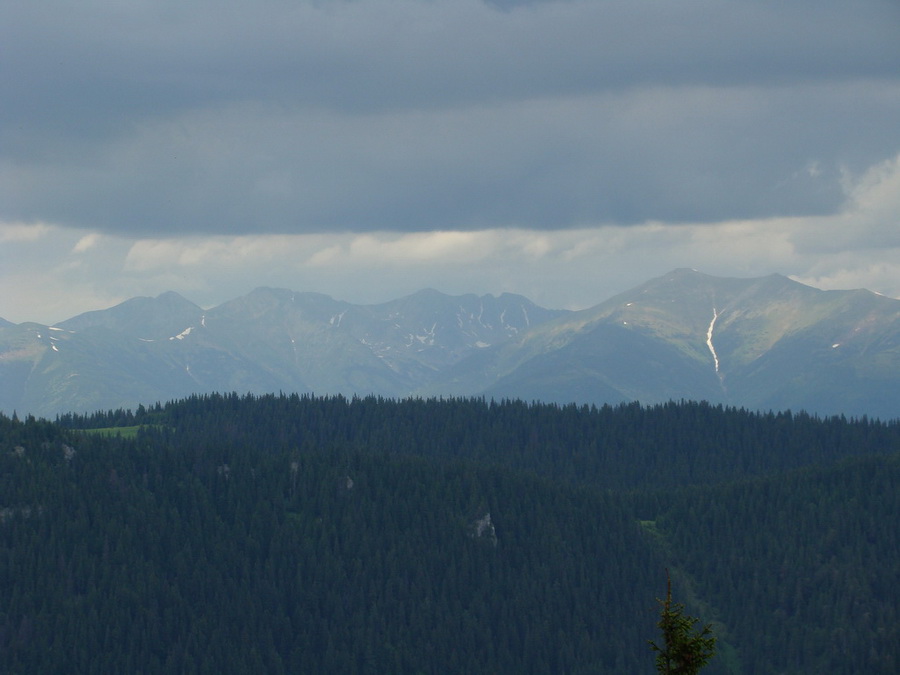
(218, 287), (344, 317)
(659, 268), (791, 285)
(242, 287), (340, 303)
(154, 290), (196, 305)
(57, 291), (203, 337)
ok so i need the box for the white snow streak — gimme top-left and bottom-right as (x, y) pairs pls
(169, 326), (194, 341)
(414, 323), (437, 345)
(706, 308), (720, 373)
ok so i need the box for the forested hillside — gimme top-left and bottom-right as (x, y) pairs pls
(638, 454), (899, 673)
(2, 395), (898, 672)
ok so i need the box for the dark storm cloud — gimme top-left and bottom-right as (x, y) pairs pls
(2, 0), (899, 235)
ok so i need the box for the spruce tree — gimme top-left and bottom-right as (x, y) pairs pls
(649, 570), (716, 674)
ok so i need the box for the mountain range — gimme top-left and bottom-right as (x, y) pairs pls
(3, 269), (899, 420)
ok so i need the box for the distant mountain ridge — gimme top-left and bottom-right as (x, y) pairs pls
(2, 270), (899, 419)
(434, 269), (900, 419)
(0, 286), (566, 418)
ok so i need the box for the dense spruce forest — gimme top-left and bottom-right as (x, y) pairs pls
(2, 394), (898, 673)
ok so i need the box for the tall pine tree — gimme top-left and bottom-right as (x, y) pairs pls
(649, 570), (716, 674)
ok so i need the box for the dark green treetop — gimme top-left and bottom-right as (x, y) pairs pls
(650, 571), (716, 674)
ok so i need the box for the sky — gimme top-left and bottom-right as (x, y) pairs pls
(2, 0), (900, 324)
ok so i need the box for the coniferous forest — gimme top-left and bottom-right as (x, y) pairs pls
(1, 394), (898, 673)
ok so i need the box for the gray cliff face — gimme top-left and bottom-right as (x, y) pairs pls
(2, 271), (899, 420)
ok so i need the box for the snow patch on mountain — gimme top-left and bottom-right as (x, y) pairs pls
(170, 327), (194, 341)
(477, 303), (487, 328)
(414, 323), (437, 346)
(706, 308), (721, 374)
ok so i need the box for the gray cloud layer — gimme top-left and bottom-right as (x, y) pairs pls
(3, 0), (899, 235)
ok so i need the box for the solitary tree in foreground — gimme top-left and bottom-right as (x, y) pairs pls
(649, 570), (716, 674)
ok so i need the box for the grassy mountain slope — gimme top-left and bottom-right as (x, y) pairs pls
(435, 269), (900, 418)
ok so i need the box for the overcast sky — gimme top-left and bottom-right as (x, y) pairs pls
(2, 0), (900, 323)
